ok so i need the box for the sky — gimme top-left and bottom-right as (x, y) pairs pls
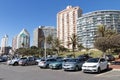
(0, 0), (120, 47)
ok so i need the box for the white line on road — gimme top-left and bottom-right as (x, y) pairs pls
(95, 70), (113, 77)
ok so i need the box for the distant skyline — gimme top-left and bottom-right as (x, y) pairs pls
(0, 0), (120, 46)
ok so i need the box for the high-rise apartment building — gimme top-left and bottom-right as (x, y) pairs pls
(16, 29), (30, 49)
(77, 10), (120, 48)
(33, 26), (56, 48)
(57, 5), (82, 49)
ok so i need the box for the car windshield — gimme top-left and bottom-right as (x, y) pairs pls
(20, 57), (27, 60)
(107, 55), (112, 57)
(87, 58), (99, 63)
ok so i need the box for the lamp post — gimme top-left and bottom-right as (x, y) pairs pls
(44, 36), (46, 60)
(44, 30), (47, 60)
(86, 29), (89, 52)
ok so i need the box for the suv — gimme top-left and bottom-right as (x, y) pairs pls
(82, 58), (109, 73)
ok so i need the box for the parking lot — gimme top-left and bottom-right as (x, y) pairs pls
(0, 63), (120, 80)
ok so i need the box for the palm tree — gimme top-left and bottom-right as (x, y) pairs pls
(106, 29), (117, 37)
(52, 37), (62, 56)
(77, 43), (84, 51)
(46, 34), (53, 48)
(97, 25), (106, 37)
(68, 34), (78, 58)
(96, 25), (117, 57)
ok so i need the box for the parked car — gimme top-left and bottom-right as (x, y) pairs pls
(38, 58), (57, 68)
(0, 56), (8, 62)
(77, 54), (92, 61)
(19, 57), (38, 66)
(82, 58), (109, 73)
(7, 58), (20, 66)
(62, 58), (85, 71)
(49, 60), (63, 69)
(35, 57), (41, 64)
(106, 54), (115, 61)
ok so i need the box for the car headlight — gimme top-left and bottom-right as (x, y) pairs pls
(92, 65), (97, 68)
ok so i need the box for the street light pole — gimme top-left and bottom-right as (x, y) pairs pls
(86, 29), (89, 52)
(44, 36), (46, 60)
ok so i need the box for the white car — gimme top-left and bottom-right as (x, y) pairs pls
(7, 58), (20, 66)
(82, 58), (109, 73)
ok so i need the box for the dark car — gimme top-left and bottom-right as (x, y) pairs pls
(77, 54), (92, 61)
(0, 56), (8, 62)
(19, 57), (38, 66)
(106, 54), (115, 61)
(49, 60), (63, 69)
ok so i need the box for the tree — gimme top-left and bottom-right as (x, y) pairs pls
(95, 25), (118, 57)
(94, 37), (110, 53)
(15, 48), (28, 56)
(30, 46), (38, 49)
(52, 37), (62, 56)
(21, 43), (25, 48)
(68, 34), (78, 58)
(37, 48), (44, 57)
(77, 43), (84, 51)
(97, 25), (106, 37)
(46, 34), (53, 49)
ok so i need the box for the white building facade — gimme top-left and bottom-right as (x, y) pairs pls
(77, 10), (120, 48)
(16, 29), (30, 49)
(0, 35), (9, 55)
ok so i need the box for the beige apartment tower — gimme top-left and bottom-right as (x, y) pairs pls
(57, 5), (82, 49)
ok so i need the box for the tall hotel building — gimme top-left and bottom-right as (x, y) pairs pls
(33, 26), (56, 48)
(16, 29), (30, 49)
(0, 35), (9, 55)
(12, 29), (30, 50)
(77, 10), (120, 48)
(57, 5), (82, 49)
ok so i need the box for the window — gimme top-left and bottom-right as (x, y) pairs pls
(100, 58), (105, 62)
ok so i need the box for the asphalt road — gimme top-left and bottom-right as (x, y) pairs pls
(0, 63), (120, 80)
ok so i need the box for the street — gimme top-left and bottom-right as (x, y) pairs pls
(0, 63), (120, 80)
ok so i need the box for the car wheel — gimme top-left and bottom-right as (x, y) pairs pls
(83, 70), (86, 73)
(46, 64), (49, 68)
(13, 62), (18, 66)
(64, 69), (67, 71)
(106, 65), (109, 70)
(75, 66), (79, 71)
(97, 67), (101, 74)
(59, 65), (62, 69)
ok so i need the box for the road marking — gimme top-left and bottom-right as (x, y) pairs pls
(95, 70), (113, 77)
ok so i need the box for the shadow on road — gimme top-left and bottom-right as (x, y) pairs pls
(84, 68), (113, 74)
(0, 78), (4, 80)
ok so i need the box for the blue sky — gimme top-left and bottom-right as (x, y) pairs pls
(0, 0), (120, 46)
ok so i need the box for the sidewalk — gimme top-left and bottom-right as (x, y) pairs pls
(109, 58), (120, 70)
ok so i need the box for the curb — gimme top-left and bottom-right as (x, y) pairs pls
(112, 69), (120, 71)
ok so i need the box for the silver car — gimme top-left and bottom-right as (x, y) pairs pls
(38, 58), (57, 68)
(62, 58), (85, 71)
